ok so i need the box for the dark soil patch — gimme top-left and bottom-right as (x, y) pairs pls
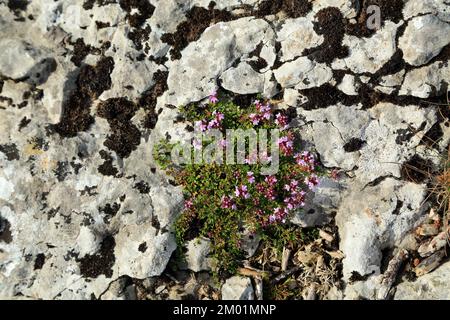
(139, 70), (168, 129)
(134, 181), (150, 194)
(98, 150), (119, 176)
(253, 0), (312, 18)
(303, 7), (349, 64)
(78, 235), (116, 278)
(83, 0), (117, 10)
(161, 4), (233, 60)
(0, 217), (12, 244)
(54, 161), (71, 182)
(343, 138), (366, 152)
(34, 253), (46, 270)
(299, 83), (359, 110)
(248, 42), (268, 72)
(97, 97), (141, 158)
(71, 38), (99, 67)
(128, 25), (152, 51)
(18, 116), (31, 131)
(345, 0), (405, 38)
(138, 242), (147, 253)
(401, 155), (433, 184)
(99, 202), (121, 223)
(7, 0), (28, 15)
(55, 57), (114, 137)
(119, 0), (155, 28)
(0, 143), (20, 161)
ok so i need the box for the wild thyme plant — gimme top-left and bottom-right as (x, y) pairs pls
(155, 91), (322, 273)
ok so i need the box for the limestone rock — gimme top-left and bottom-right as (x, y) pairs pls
(221, 276), (254, 300)
(399, 15), (450, 66)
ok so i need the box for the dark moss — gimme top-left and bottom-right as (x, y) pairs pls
(54, 161), (70, 182)
(97, 98), (141, 158)
(343, 138), (366, 152)
(139, 70), (168, 129)
(18, 116), (31, 131)
(55, 57), (114, 137)
(34, 253), (46, 270)
(99, 202), (121, 223)
(0, 217), (12, 244)
(78, 235), (116, 278)
(119, 0), (155, 28)
(138, 242), (147, 253)
(345, 0), (405, 37)
(0, 143), (20, 161)
(98, 150), (119, 176)
(71, 39), (97, 67)
(7, 0), (28, 16)
(134, 181), (150, 194)
(161, 4), (233, 60)
(303, 7), (349, 64)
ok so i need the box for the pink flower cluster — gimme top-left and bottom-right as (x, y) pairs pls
(235, 184), (250, 199)
(294, 151), (316, 172)
(195, 110), (225, 132)
(278, 133), (294, 156)
(305, 174), (319, 190)
(221, 195), (237, 210)
(248, 100), (272, 125)
(209, 91), (219, 104)
(275, 113), (289, 130)
(283, 180), (306, 210)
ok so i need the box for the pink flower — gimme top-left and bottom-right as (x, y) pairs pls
(275, 113), (289, 129)
(278, 135), (294, 156)
(235, 185), (250, 199)
(221, 196), (236, 210)
(294, 151), (315, 172)
(207, 119), (220, 129)
(265, 175), (277, 186)
(184, 199), (194, 209)
(268, 214), (277, 224)
(249, 113), (260, 125)
(195, 120), (207, 132)
(209, 91), (219, 104)
(247, 171), (255, 184)
(305, 174), (319, 190)
(213, 110), (224, 122)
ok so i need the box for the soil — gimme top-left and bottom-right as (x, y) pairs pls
(78, 235), (116, 278)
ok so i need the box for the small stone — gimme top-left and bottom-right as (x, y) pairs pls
(221, 276), (254, 300)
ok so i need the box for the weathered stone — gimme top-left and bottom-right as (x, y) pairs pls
(221, 276), (254, 300)
(399, 15), (450, 66)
